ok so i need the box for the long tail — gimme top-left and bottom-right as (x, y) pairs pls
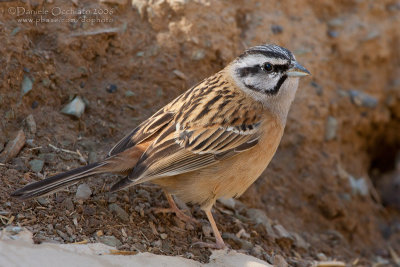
(11, 161), (108, 200)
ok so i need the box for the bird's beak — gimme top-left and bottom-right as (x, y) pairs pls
(287, 62), (311, 77)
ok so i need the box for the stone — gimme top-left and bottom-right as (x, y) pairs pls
(328, 30), (339, 38)
(12, 157), (28, 171)
(21, 75), (33, 96)
(273, 254), (288, 267)
(37, 197), (49, 206)
(349, 90), (378, 108)
(0, 130), (26, 163)
(38, 153), (57, 163)
(99, 235), (122, 247)
(108, 203), (130, 222)
(106, 84), (118, 93)
(348, 176), (369, 196)
(25, 114), (37, 134)
(75, 183), (92, 200)
(56, 230), (69, 241)
(273, 224), (294, 249)
(217, 198), (236, 210)
(125, 90), (135, 97)
(271, 24), (283, 34)
(327, 18), (344, 27)
(25, 139), (35, 148)
(61, 96), (86, 118)
(29, 159), (44, 173)
(88, 151), (97, 164)
(160, 233), (168, 240)
(202, 225), (212, 237)
(173, 70), (187, 80)
(222, 233), (252, 250)
(246, 208), (276, 238)
(250, 244), (264, 258)
(325, 116), (338, 141)
(293, 233), (310, 251)
(191, 50), (205, 61)
(62, 197), (74, 211)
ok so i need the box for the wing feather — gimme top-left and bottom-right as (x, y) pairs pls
(107, 111), (174, 156)
(127, 121), (262, 184)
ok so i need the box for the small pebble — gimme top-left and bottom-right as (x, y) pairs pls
(62, 197), (74, 211)
(65, 225), (74, 237)
(271, 24), (283, 34)
(202, 225), (212, 237)
(56, 230), (70, 241)
(173, 70), (187, 80)
(37, 197), (49, 206)
(327, 18), (344, 27)
(88, 151), (97, 164)
(273, 224), (294, 248)
(273, 254), (288, 267)
(61, 96), (86, 118)
(41, 78), (51, 88)
(106, 84), (118, 93)
(222, 233), (252, 250)
(29, 159), (44, 173)
(325, 116), (338, 141)
(99, 235), (122, 247)
(108, 203), (129, 222)
(317, 252), (328, 261)
(160, 233), (168, 240)
(0, 130), (26, 163)
(349, 90), (378, 108)
(25, 139), (35, 148)
(152, 239), (162, 247)
(21, 75), (33, 96)
(348, 176), (369, 196)
(25, 114), (37, 134)
(328, 30), (339, 38)
(125, 90), (135, 97)
(31, 101), (39, 109)
(311, 81), (323, 96)
(191, 50), (205, 61)
(75, 183), (92, 200)
(217, 198), (236, 210)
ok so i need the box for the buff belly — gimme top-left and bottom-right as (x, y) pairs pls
(153, 122), (283, 209)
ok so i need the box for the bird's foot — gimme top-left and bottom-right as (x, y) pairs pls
(152, 207), (199, 224)
(192, 240), (226, 250)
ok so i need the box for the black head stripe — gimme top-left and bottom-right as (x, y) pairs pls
(266, 74), (287, 95)
(239, 49), (288, 60)
(237, 65), (260, 77)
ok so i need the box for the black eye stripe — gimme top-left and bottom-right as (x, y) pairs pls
(273, 64), (290, 73)
(237, 63), (290, 77)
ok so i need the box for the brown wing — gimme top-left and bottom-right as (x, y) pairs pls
(126, 121), (261, 184)
(107, 109), (174, 157)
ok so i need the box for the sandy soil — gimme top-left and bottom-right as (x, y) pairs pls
(1, 0), (400, 266)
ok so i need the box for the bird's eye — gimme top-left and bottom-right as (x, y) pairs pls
(263, 62), (274, 73)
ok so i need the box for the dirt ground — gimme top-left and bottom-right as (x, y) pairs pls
(1, 0), (400, 266)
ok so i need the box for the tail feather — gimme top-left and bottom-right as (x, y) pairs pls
(11, 162), (107, 200)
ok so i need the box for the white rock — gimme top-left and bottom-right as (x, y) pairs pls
(61, 96), (86, 118)
(75, 183), (92, 200)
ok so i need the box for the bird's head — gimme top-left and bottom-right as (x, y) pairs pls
(230, 44), (310, 122)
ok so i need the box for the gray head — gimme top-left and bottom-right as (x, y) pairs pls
(230, 44), (310, 123)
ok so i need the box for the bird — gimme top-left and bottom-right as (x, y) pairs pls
(11, 44), (310, 249)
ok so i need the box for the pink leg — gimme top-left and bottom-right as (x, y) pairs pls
(153, 192), (198, 224)
(192, 209), (226, 249)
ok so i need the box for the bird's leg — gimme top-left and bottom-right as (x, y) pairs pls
(152, 191), (198, 224)
(192, 208), (226, 249)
